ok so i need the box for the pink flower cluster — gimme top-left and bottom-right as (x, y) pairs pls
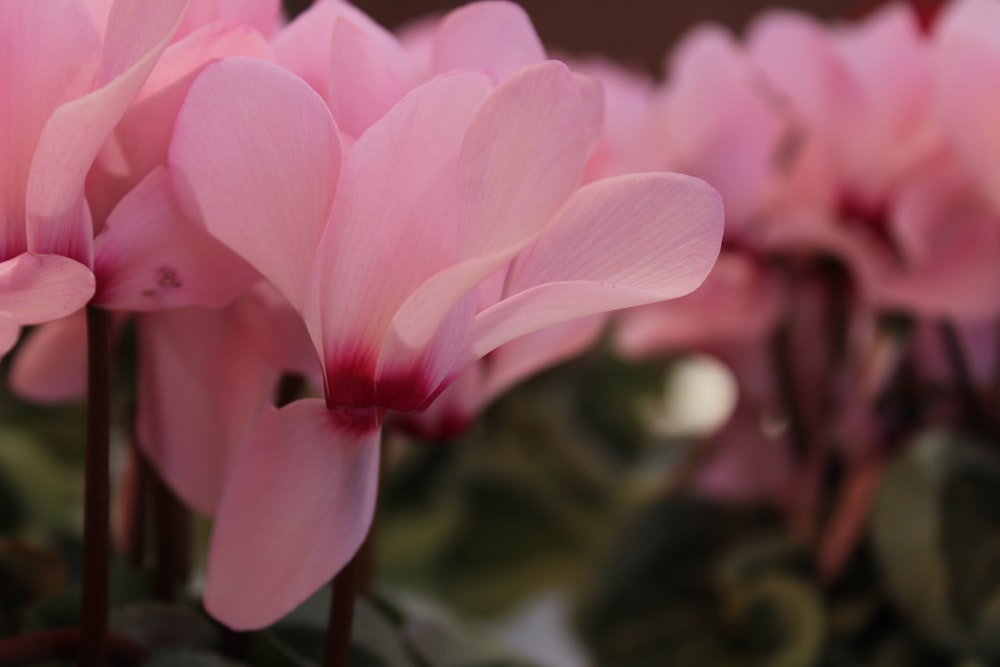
(2, 0), (725, 629)
(613, 0), (1000, 569)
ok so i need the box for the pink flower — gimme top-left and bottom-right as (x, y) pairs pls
(0, 0), (190, 353)
(168, 56), (723, 628)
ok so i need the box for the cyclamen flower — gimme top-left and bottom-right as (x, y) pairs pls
(0, 0), (192, 354)
(169, 57), (723, 628)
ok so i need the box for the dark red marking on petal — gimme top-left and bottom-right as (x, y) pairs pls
(325, 349), (378, 409)
(328, 406), (382, 435)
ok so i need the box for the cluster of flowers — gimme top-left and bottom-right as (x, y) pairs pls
(613, 0), (1000, 574)
(0, 0), (726, 631)
(6, 0), (1000, 642)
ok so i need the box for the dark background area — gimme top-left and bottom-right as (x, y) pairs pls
(279, 0), (915, 75)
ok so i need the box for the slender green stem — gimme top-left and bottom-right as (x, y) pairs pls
(80, 305), (112, 667)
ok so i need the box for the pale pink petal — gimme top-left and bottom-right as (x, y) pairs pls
(482, 314), (606, 401)
(169, 57), (341, 310)
(573, 58), (662, 181)
(0, 317), (20, 358)
(273, 0), (405, 103)
(8, 312), (88, 402)
(572, 71), (605, 158)
(0, 0), (100, 259)
(80, 0), (114, 38)
(390, 61), (591, 349)
(309, 71), (492, 397)
(233, 283), (321, 380)
(657, 25), (791, 231)
(879, 162), (1000, 319)
(615, 252), (784, 358)
(0, 253), (95, 326)
(93, 167), (255, 311)
(933, 0), (1000, 58)
(832, 4), (938, 205)
(430, 1), (545, 80)
(137, 306), (279, 516)
(175, 0), (281, 41)
(204, 399), (380, 630)
(747, 9), (844, 134)
(468, 173), (723, 358)
(26, 0), (189, 265)
(327, 16), (422, 137)
(938, 45), (1000, 210)
(88, 21), (272, 227)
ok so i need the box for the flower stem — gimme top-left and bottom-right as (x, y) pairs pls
(938, 319), (989, 434)
(149, 466), (191, 602)
(323, 552), (360, 667)
(80, 305), (112, 667)
(324, 433), (382, 667)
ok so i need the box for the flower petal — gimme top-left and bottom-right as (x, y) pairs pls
(327, 16), (421, 137)
(308, 71), (491, 399)
(390, 61), (591, 349)
(0, 253), (95, 326)
(430, 1), (545, 80)
(169, 57), (341, 310)
(137, 305), (279, 515)
(273, 0), (404, 103)
(204, 399), (380, 630)
(89, 20), (272, 225)
(469, 173), (723, 358)
(26, 0), (189, 264)
(0, 0), (100, 259)
(8, 312), (88, 402)
(94, 166), (257, 310)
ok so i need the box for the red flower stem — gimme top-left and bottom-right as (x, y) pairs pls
(324, 431), (382, 667)
(122, 424), (149, 568)
(323, 552), (361, 667)
(0, 629), (146, 666)
(80, 305), (112, 667)
(938, 319), (989, 434)
(149, 465), (191, 601)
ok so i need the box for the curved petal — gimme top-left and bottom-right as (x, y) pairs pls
(938, 45), (1000, 210)
(0, 0), (100, 259)
(169, 57), (341, 310)
(273, 0), (405, 103)
(94, 166), (257, 310)
(309, 71), (492, 400)
(0, 253), (95, 326)
(137, 306), (279, 516)
(614, 252), (784, 358)
(89, 22), (272, 227)
(430, 1), (546, 80)
(327, 16), (421, 138)
(390, 61), (591, 349)
(26, 0), (190, 264)
(482, 314), (606, 401)
(468, 173), (723, 358)
(0, 317), (20, 358)
(204, 399), (380, 630)
(175, 0), (281, 41)
(8, 312), (88, 402)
